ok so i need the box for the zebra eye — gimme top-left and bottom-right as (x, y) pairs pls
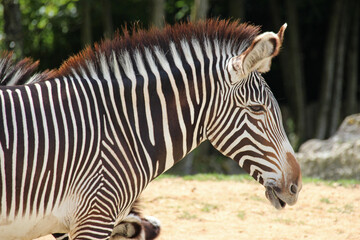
(248, 105), (265, 113)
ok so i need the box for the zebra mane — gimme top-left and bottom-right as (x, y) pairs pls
(0, 51), (55, 86)
(56, 19), (260, 77)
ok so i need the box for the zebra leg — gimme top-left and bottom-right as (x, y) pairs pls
(53, 215), (160, 240)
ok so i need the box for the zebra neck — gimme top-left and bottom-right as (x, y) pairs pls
(93, 46), (217, 179)
(64, 39), (227, 181)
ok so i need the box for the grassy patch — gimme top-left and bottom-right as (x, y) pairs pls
(201, 203), (218, 213)
(181, 173), (253, 182)
(343, 204), (354, 213)
(274, 217), (294, 225)
(155, 174), (180, 180)
(237, 210), (246, 220)
(156, 174), (360, 187)
(320, 197), (332, 204)
(178, 211), (197, 220)
(303, 177), (360, 187)
(298, 220), (306, 225)
(250, 194), (266, 202)
(328, 203), (354, 214)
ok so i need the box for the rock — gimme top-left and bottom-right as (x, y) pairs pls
(297, 114), (360, 180)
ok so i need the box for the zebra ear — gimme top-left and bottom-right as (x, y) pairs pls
(229, 23), (287, 83)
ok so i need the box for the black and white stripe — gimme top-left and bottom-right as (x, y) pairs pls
(0, 20), (300, 239)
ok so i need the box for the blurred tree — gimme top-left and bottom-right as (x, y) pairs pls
(269, 0), (306, 146)
(329, 0), (350, 135)
(191, 0), (208, 21)
(101, 0), (113, 38)
(2, 0), (23, 57)
(345, 0), (359, 116)
(79, 0), (92, 46)
(284, 0), (306, 144)
(151, 0), (165, 28)
(316, 0), (342, 139)
(228, 0), (245, 21)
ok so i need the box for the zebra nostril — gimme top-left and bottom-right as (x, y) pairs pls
(290, 183), (297, 195)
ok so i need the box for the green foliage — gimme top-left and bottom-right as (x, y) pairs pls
(166, 0), (193, 23)
(1, 0), (152, 69)
(17, 0), (80, 68)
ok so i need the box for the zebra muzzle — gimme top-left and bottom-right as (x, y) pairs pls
(265, 186), (286, 209)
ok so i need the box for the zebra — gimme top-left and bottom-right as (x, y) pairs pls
(0, 19), (301, 239)
(0, 51), (161, 240)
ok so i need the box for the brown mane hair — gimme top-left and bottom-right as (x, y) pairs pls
(56, 19), (260, 77)
(0, 51), (56, 85)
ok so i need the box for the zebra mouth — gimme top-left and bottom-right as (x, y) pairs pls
(265, 187), (286, 209)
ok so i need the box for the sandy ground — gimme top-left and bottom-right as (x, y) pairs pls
(37, 177), (360, 240)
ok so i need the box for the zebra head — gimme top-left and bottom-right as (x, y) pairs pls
(207, 24), (301, 209)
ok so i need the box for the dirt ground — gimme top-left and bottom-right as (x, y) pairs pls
(38, 177), (360, 240)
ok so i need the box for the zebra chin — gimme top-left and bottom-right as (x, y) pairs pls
(265, 186), (287, 209)
(264, 179), (299, 210)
